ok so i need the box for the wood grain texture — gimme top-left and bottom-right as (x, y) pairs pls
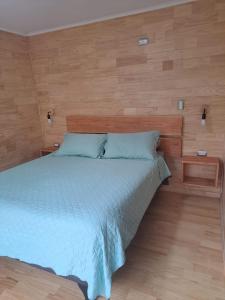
(161, 157), (223, 198)
(28, 0), (225, 195)
(1, 191), (225, 299)
(182, 155), (221, 165)
(66, 115), (182, 136)
(158, 136), (182, 158)
(220, 161), (225, 272)
(67, 115), (183, 158)
(0, 30), (42, 171)
(182, 156), (220, 187)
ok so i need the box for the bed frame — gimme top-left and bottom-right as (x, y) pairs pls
(66, 115), (183, 158)
(68, 115), (184, 298)
(20, 115), (183, 300)
(66, 115), (183, 299)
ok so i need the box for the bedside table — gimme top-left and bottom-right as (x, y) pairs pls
(40, 146), (59, 156)
(182, 156), (220, 188)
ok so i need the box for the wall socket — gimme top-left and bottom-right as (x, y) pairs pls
(197, 150), (208, 156)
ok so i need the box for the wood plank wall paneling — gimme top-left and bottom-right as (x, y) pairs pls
(0, 31), (43, 171)
(28, 0), (225, 197)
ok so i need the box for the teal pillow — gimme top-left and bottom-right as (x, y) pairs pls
(103, 131), (160, 160)
(55, 133), (106, 158)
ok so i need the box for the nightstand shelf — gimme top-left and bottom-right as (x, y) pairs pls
(40, 146), (59, 156)
(182, 156), (220, 188)
(183, 176), (215, 187)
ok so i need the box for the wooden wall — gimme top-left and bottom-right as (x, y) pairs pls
(0, 31), (42, 171)
(0, 0), (224, 197)
(28, 0), (225, 196)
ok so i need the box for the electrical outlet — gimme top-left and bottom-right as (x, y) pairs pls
(197, 150), (207, 156)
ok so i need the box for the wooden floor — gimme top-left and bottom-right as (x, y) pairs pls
(0, 191), (225, 300)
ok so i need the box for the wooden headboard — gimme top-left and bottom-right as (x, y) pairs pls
(66, 115), (183, 158)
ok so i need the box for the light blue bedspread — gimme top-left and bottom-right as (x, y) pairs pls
(0, 155), (170, 300)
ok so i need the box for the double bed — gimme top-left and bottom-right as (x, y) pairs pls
(0, 115), (182, 300)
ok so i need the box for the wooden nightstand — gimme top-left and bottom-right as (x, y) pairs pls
(40, 146), (59, 156)
(182, 156), (220, 188)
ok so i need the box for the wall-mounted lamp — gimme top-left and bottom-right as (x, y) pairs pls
(137, 37), (149, 46)
(177, 99), (184, 110)
(47, 110), (54, 125)
(201, 107), (207, 126)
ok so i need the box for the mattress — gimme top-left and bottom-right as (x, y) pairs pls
(0, 154), (170, 300)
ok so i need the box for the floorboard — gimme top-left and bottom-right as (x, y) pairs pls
(0, 191), (225, 300)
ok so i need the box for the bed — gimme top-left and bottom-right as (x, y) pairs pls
(0, 115), (182, 300)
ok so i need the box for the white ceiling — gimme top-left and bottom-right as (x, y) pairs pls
(0, 0), (194, 36)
